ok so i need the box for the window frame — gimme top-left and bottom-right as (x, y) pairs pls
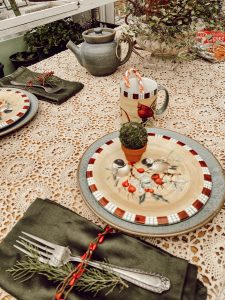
(0, 0), (116, 39)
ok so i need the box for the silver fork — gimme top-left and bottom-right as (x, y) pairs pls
(10, 80), (63, 94)
(14, 231), (170, 294)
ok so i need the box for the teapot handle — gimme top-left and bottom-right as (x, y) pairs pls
(116, 36), (133, 66)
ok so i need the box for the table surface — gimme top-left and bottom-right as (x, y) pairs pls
(0, 49), (225, 300)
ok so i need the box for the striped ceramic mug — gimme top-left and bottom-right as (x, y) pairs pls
(120, 68), (169, 126)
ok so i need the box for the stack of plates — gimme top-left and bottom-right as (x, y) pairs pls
(0, 88), (38, 137)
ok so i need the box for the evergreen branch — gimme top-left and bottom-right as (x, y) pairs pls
(76, 267), (128, 296)
(7, 245), (128, 296)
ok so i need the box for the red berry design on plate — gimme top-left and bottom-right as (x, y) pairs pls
(128, 185), (136, 193)
(122, 180), (129, 187)
(151, 174), (160, 180)
(145, 188), (154, 193)
(155, 178), (164, 185)
(137, 168), (145, 173)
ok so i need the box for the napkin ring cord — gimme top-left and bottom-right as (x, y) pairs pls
(55, 225), (115, 300)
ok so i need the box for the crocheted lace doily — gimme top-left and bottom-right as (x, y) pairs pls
(0, 49), (224, 300)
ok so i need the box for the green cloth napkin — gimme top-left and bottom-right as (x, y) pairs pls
(0, 199), (207, 300)
(0, 67), (84, 104)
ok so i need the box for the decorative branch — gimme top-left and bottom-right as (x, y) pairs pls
(7, 246), (128, 297)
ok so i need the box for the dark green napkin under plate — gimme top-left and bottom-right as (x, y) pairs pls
(0, 199), (207, 300)
(0, 67), (84, 104)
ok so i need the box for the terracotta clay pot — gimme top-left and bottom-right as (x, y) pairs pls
(121, 144), (147, 163)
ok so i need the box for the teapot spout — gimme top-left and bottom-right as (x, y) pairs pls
(66, 40), (83, 67)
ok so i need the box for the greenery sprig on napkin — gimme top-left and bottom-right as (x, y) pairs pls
(0, 67), (84, 104)
(8, 242), (127, 297)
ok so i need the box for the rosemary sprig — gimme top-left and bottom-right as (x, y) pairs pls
(7, 255), (73, 283)
(76, 267), (128, 296)
(7, 242), (128, 296)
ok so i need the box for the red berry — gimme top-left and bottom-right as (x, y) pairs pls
(89, 243), (97, 251)
(151, 174), (160, 180)
(76, 268), (85, 279)
(98, 235), (105, 244)
(122, 180), (129, 187)
(137, 168), (145, 173)
(69, 277), (76, 286)
(81, 253), (87, 260)
(55, 293), (63, 300)
(105, 225), (110, 232)
(155, 178), (164, 185)
(145, 188), (154, 193)
(128, 185), (136, 193)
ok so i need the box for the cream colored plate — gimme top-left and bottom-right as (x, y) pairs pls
(0, 88), (38, 137)
(78, 130), (225, 236)
(86, 133), (212, 226)
(0, 88), (30, 129)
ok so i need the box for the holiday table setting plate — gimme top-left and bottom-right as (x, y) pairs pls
(0, 88), (39, 137)
(78, 129), (225, 237)
(0, 88), (31, 129)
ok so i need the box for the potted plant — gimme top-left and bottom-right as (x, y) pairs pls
(9, 51), (39, 69)
(0, 63), (4, 78)
(119, 122), (148, 163)
(24, 18), (83, 60)
(122, 0), (225, 60)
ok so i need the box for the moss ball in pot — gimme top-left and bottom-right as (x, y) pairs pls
(119, 122), (148, 163)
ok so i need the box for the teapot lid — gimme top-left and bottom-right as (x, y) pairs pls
(82, 27), (116, 44)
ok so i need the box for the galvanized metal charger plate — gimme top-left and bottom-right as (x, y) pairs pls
(78, 129), (225, 237)
(0, 89), (38, 137)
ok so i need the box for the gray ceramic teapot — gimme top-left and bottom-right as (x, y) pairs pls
(66, 27), (133, 76)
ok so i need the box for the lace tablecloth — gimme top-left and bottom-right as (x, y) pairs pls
(0, 49), (224, 300)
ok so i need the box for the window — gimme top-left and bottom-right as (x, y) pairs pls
(0, 0), (116, 39)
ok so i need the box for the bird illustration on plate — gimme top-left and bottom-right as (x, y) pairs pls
(111, 159), (130, 186)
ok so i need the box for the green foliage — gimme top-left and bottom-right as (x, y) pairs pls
(24, 18), (83, 55)
(7, 241), (128, 296)
(119, 122), (148, 149)
(75, 267), (128, 296)
(127, 0), (224, 30)
(123, 0), (225, 58)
